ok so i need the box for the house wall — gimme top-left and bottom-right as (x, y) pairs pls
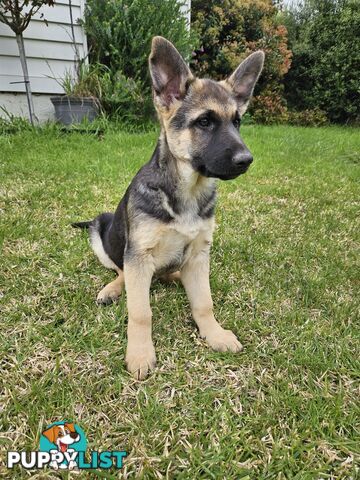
(0, 92), (57, 122)
(0, 0), (191, 123)
(0, 0), (87, 121)
(180, 0), (191, 29)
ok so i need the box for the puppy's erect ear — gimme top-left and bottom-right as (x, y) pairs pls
(223, 51), (265, 115)
(42, 425), (59, 444)
(149, 36), (193, 108)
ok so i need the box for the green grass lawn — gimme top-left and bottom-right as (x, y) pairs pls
(1, 125), (359, 479)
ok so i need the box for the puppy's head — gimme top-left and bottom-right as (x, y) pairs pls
(42, 423), (80, 452)
(149, 36), (264, 180)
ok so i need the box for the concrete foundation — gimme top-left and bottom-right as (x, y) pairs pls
(0, 92), (55, 123)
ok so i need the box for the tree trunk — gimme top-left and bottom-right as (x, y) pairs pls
(15, 33), (36, 125)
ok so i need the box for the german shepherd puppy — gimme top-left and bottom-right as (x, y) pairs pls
(73, 37), (264, 379)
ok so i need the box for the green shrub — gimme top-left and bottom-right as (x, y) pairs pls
(191, 0), (292, 124)
(250, 90), (289, 124)
(97, 69), (151, 122)
(250, 100), (328, 126)
(283, 0), (360, 124)
(287, 108), (328, 127)
(83, 0), (197, 121)
(60, 62), (104, 99)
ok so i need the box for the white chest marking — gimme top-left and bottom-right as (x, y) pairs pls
(152, 214), (215, 273)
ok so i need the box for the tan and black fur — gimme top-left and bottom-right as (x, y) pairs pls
(73, 37), (264, 380)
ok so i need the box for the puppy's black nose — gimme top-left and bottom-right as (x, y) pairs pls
(70, 432), (78, 439)
(232, 152), (253, 167)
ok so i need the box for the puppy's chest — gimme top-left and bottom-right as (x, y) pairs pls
(153, 213), (214, 273)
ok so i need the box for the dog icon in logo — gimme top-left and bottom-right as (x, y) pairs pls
(42, 422), (80, 470)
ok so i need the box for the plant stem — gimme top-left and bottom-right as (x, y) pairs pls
(15, 33), (36, 125)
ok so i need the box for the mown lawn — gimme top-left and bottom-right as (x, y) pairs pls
(0, 125), (359, 479)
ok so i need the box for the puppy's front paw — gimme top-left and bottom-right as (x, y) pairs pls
(125, 342), (156, 380)
(203, 328), (243, 353)
(96, 285), (121, 305)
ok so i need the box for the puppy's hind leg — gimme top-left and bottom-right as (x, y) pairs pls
(97, 270), (124, 305)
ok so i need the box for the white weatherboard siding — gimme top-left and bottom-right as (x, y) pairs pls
(180, 0), (191, 29)
(0, 0), (87, 121)
(0, 0), (191, 121)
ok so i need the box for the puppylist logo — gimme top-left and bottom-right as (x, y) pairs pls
(7, 421), (127, 471)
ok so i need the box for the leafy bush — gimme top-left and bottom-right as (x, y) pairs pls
(250, 98), (327, 126)
(287, 108), (328, 127)
(191, 0), (292, 123)
(60, 62), (104, 99)
(83, 0), (197, 121)
(250, 90), (289, 124)
(282, 0), (360, 124)
(96, 69), (150, 123)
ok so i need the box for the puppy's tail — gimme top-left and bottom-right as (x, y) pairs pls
(71, 220), (92, 229)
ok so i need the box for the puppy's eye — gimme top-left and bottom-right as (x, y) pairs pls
(58, 432), (63, 437)
(197, 117), (211, 128)
(65, 429), (70, 434)
(233, 117), (241, 129)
